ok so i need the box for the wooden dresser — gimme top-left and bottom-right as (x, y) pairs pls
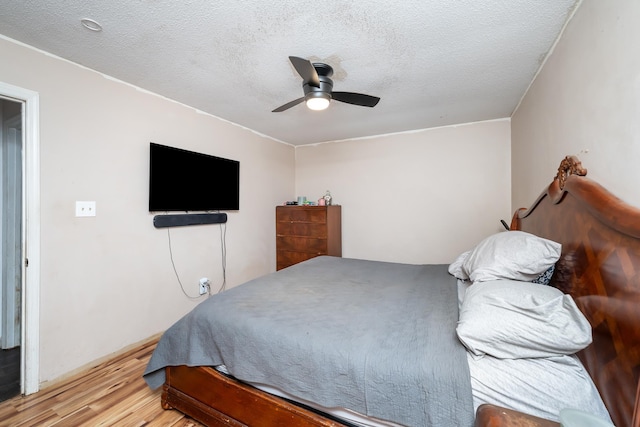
(276, 205), (342, 270)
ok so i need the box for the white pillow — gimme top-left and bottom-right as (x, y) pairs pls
(462, 231), (561, 283)
(448, 250), (470, 280)
(456, 280), (592, 359)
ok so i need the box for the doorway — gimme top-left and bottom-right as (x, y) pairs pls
(0, 98), (22, 401)
(0, 81), (40, 399)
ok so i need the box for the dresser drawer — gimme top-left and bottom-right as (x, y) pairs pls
(277, 251), (319, 270)
(275, 205), (341, 270)
(276, 207), (327, 223)
(276, 222), (328, 238)
(276, 236), (328, 254)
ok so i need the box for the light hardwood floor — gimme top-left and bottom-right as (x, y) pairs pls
(0, 338), (205, 426)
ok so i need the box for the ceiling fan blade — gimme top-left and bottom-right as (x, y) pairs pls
(289, 56), (320, 87)
(272, 97), (305, 112)
(331, 91), (380, 107)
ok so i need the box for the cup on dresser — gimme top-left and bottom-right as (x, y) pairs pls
(297, 196), (306, 205)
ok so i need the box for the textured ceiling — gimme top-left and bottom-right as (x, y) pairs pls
(0, 0), (579, 145)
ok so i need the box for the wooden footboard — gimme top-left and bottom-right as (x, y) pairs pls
(162, 365), (347, 427)
(475, 404), (560, 427)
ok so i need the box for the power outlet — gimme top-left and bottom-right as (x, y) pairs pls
(199, 277), (210, 295)
(75, 201), (96, 217)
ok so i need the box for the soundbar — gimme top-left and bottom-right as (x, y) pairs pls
(153, 213), (228, 228)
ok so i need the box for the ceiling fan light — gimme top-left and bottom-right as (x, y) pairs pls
(306, 95), (330, 111)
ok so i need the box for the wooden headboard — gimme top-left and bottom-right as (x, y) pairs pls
(511, 156), (640, 427)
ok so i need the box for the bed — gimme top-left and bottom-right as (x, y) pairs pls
(143, 155), (640, 427)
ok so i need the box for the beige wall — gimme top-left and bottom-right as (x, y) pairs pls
(10, 0), (602, 383)
(512, 0), (640, 210)
(2, 34), (511, 389)
(0, 37), (295, 385)
(295, 119), (512, 264)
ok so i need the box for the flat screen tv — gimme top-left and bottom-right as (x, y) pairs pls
(149, 143), (240, 212)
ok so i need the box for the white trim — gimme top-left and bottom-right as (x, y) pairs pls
(0, 81), (40, 395)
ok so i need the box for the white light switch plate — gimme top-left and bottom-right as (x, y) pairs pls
(75, 201), (96, 217)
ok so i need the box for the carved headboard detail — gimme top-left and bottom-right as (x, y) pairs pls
(554, 155), (587, 190)
(511, 156), (640, 427)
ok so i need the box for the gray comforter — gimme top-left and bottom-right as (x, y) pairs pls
(143, 256), (474, 426)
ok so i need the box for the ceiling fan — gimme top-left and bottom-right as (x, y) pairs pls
(272, 56), (380, 112)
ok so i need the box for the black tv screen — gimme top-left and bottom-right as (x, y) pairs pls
(149, 143), (240, 212)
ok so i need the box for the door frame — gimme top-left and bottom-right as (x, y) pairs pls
(2, 113), (22, 350)
(0, 81), (40, 395)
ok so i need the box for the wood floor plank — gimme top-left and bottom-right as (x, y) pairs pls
(0, 337), (204, 427)
(52, 359), (146, 417)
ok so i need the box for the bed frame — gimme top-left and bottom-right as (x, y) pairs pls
(161, 155), (640, 427)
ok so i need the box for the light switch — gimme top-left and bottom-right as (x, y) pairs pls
(75, 201), (96, 217)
